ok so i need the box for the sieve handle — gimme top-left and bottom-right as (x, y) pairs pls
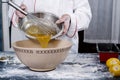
(8, 1), (28, 15)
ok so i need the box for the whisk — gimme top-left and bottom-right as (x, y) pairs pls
(8, 1), (60, 36)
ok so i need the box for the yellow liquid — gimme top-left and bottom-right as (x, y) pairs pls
(25, 25), (51, 48)
(33, 34), (51, 48)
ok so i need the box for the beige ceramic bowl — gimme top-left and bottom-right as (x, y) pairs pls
(12, 39), (72, 71)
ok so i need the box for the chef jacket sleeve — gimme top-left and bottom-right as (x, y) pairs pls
(66, 0), (92, 37)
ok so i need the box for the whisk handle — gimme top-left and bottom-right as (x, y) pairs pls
(8, 1), (28, 15)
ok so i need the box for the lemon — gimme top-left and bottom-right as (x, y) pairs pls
(106, 58), (120, 68)
(109, 64), (120, 76)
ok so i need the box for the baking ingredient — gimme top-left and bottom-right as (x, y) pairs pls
(106, 58), (120, 67)
(25, 25), (51, 48)
(36, 34), (51, 48)
(0, 56), (7, 60)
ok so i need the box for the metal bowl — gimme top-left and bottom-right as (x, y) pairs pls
(18, 12), (63, 39)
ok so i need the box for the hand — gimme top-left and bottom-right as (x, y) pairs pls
(15, 4), (27, 18)
(56, 14), (71, 35)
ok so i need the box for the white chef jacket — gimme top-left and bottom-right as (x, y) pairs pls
(9, 0), (92, 53)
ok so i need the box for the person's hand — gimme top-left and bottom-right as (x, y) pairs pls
(56, 14), (71, 35)
(15, 4), (27, 18)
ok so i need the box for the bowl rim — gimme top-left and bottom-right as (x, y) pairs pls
(25, 25), (64, 40)
(12, 40), (72, 50)
(19, 11), (64, 40)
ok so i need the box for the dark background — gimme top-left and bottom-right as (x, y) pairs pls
(0, 2), (3, 51)
(78, 31), (97, 53)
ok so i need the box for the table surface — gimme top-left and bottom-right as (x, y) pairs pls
(0, 51), (120, 80)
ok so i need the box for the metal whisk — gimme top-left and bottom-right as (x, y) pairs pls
(8, 0), (60, 36)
